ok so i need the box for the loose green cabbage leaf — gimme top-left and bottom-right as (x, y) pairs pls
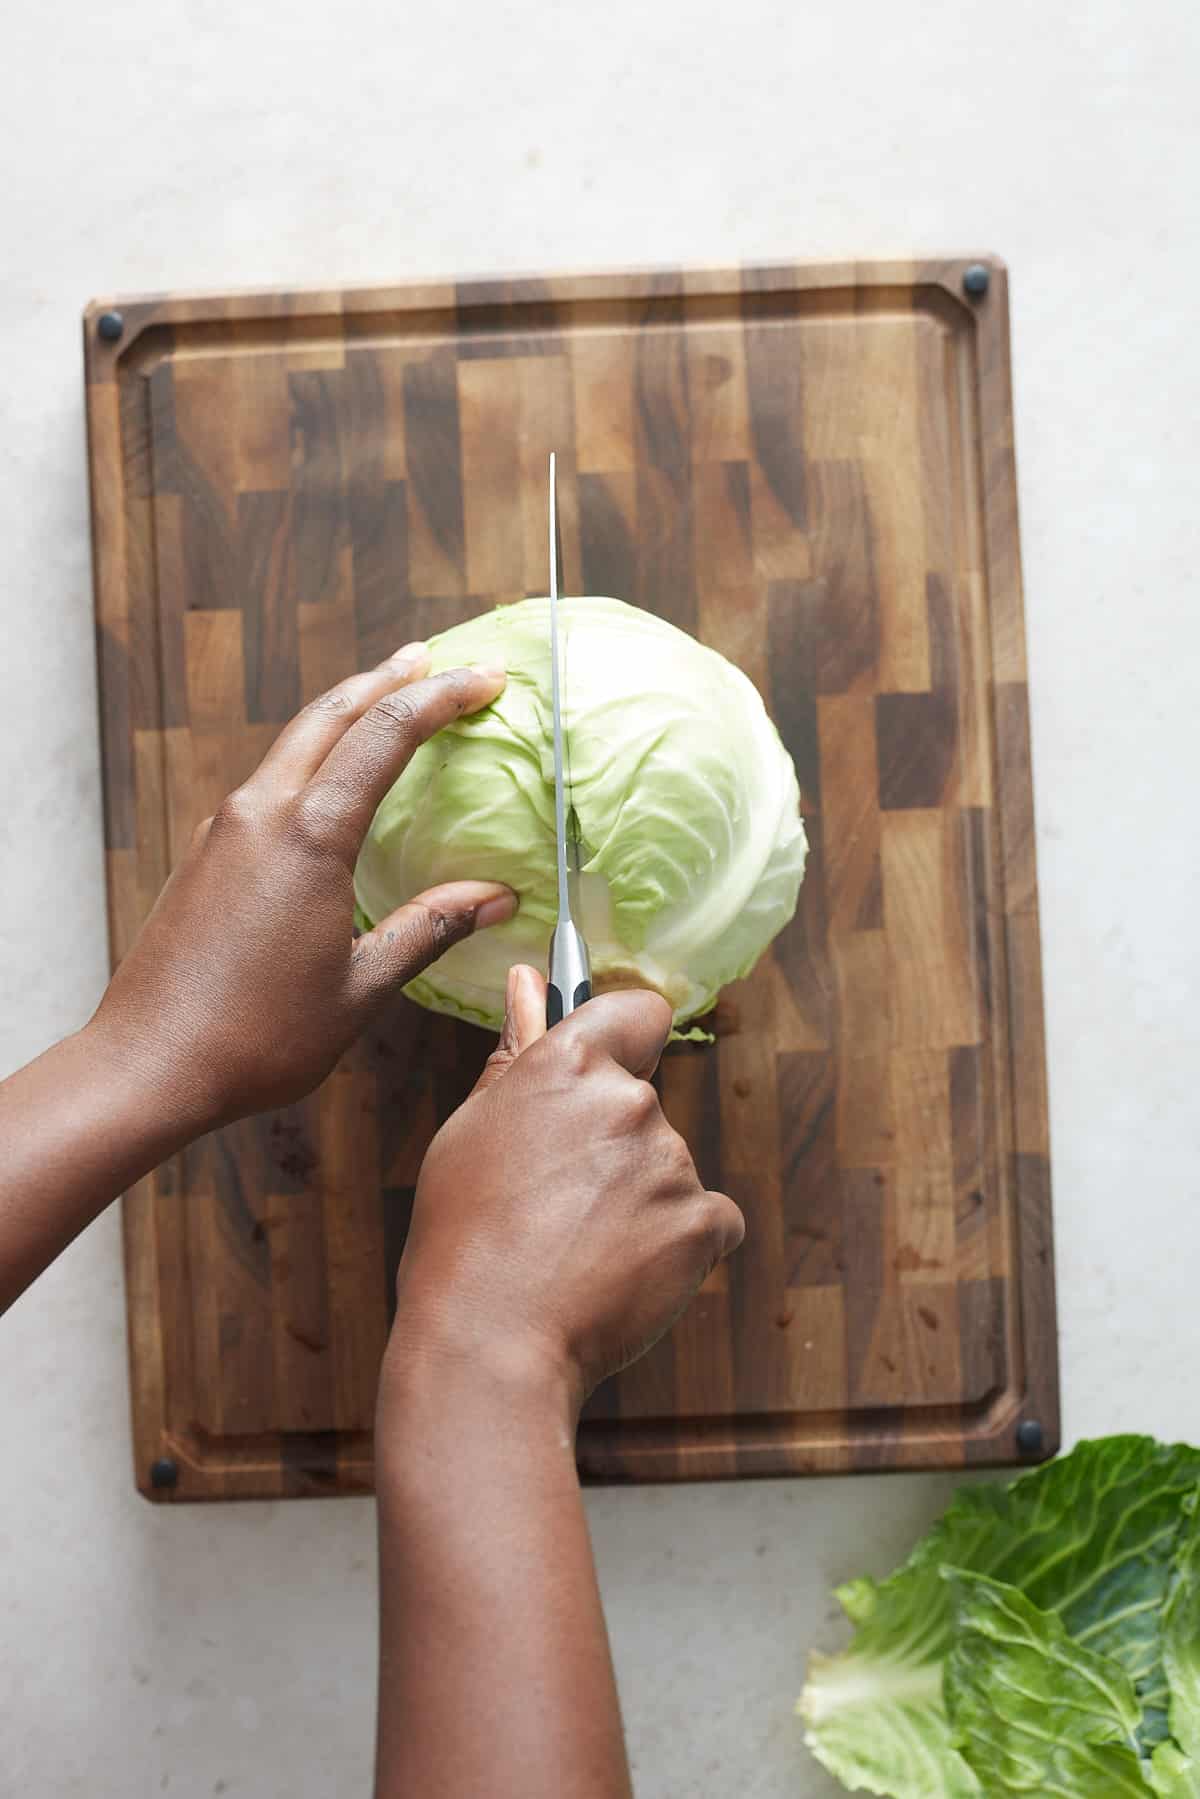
(1163, 1501), (1200, 1756)
(798, 1655), (979, 1797)
(1149, 1497), (1200, 1793)
(944, 1571), (1147, 1795)
(800, 1438), (1200, 1797)
(799, 1572), (982, 1797)
(1149, 1743), (1200, 1798)
(353, 597), (806, 1033)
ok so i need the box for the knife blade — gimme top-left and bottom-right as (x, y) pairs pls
(546, 451), (592, 1027)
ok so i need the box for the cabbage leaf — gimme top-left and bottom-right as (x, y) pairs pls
(944, 1571), (1147, 1795)
(800, 1438), (1200, 1797)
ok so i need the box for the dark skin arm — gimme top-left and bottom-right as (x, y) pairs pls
(0, 643), (746, 1799)
(375, 967), (743, 1799)
(0, 642), (512, 1312)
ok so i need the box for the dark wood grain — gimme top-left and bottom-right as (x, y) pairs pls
(83, 257), (1058, 1498)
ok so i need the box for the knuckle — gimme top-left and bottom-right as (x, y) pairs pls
(624, 1078), (660, 1125)
(664, 1126), (698, 1179)
(212, 786), (262, 835)
(362, 901), (470, 975)
(683, 1197), (726, 1257)
(704, 1191), (745, 1252)
(556, 1032), (593, 1080)
(303, 686), (355, 720)
(480, 1045), (516, 1088)
(290, 785), (346, 850)
(364, 690), (421, 737)
(436, 667), (474, 713)
(418, 902), (464, 953)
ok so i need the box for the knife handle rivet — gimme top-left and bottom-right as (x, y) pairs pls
(1015, 1418), (1043, 1456)
(97, 310), (125, 342)
(962, 264), (990, 300)
(150, 1455), (179, 1490)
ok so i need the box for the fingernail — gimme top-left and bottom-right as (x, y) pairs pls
(475, 889), (518, 930)
(389, 641), (429, 667)
(471, 662), (507, 683)
(504, 965), (518, 1011)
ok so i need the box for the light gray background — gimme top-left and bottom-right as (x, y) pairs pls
(2, 2), (1198, 1794)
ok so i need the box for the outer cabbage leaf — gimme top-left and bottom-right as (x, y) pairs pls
(354, 597), (806, 1032)
(1147, 1493), (1200, 1793)
(943, 1571), (1148, 1795)
(799, 1643), (981, 1797)
(1149, 1743), (1200, 1798)
(800, 1439), (1200, 1796)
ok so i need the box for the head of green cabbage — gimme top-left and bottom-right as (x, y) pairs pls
(354, 596), (807, 1033)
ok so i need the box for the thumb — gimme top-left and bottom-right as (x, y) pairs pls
(347, 881), (516, 1012)
(472, 964), (548, 1094)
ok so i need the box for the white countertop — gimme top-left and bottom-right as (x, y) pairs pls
(3, 2), (1198, 1793)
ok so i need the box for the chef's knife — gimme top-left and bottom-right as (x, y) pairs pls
(546, 452), (592, 1027)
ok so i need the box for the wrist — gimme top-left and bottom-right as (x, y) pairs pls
(80, 1007), (225, 1146)
(376, 1297), (581, 1479)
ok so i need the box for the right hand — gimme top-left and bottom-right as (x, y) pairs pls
(384, 967), (745, 1411)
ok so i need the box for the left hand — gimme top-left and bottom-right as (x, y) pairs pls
(88, 643), (515, 1133)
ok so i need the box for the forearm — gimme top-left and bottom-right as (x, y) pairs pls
(374, 1333), (633, 1799)
(0, 1021), (204, 1313)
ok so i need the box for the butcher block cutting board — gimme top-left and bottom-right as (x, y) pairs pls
(84, 258), (1056, 1500)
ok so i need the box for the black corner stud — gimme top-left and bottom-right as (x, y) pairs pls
(97, 310), (125, 343)
(1015, 1418), (1044, 1456)
(150, 1455), (179, 1490)
(962, 264), (990, 300)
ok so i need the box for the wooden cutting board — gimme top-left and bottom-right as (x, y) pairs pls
(84, 258), (1057, 1500)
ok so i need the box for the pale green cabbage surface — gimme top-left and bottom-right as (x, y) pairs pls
(354, 596), (806, 1033)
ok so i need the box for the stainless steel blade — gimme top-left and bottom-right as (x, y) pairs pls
(548, 451), (572, 924)
(546, 451), (591, 1027)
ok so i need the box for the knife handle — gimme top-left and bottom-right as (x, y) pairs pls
(547, 921), (592, 1028)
